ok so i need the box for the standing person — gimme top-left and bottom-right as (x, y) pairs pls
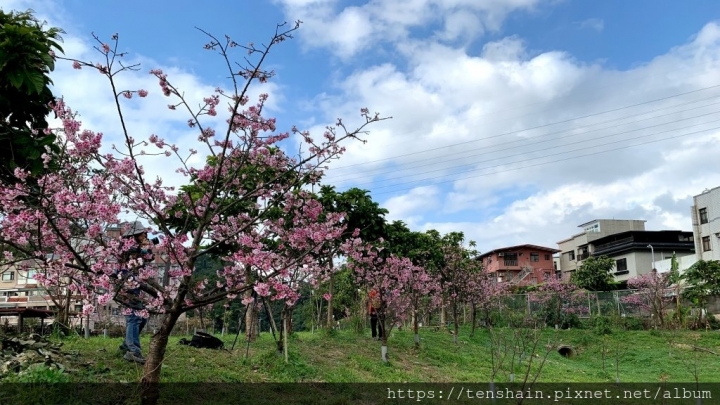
(116, 221), (152, 364)
(368, 289), (384, 340)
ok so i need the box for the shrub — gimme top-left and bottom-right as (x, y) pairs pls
(621, 316), (647, 331)
(3, 365), (70, 383)
(593, 316), (613, 335)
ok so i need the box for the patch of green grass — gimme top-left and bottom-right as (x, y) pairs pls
(42, 325), (720, 384)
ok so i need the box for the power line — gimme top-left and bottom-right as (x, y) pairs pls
(365, 120), (720, 196)
(329, 82), (720, 170)
(347, 107), (720, 189)
(325, 96), (720, 183)
(333, 68), (720, 151)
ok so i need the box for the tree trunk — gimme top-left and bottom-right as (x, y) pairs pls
(51, 288), (73, 335)
(315, 294), (323, 331)
(413, 306), (420, 349)
(470, 302), (477, 337)
(283, 307), (289, 363)
(286, 306), (294, 335)
(326, 255), (334, 328)
(140, 311), (181, 405)
(453, 301), (459, 344)
(262, 298), (279, 338)
(244, 266), (257, 342)
(276, 307), (285, 355)
(440, 300), (446, 327)
(198, 307), (205, 330)
(84, 313), (90, 339)
(380, 310), (388, 362)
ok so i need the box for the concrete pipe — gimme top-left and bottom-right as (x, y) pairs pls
(557, 345), (576, 358)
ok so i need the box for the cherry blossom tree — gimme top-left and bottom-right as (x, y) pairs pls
(623, 270), (674, 328)
(343, 237), (434, 361)
(382, 222), (442, 348)
(402, 257), (441, 348)
(0, 23), (386, 404)
(528, 277), (589, 329)
(467, 270), (509, 335)
(438, 232), (482, 343)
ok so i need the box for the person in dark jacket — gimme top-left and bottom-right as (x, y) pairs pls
(368, 289), (384, 340)
(116, 221), (152, 364)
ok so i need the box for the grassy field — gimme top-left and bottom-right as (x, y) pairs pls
(42, 325), (720, 384)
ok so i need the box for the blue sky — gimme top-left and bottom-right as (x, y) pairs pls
(4, 0), (720, 253)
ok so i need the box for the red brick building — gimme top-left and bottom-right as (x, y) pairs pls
(477, 244), (560, 286)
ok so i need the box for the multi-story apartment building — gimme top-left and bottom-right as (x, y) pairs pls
(587, 230), (695, 282)
(556, 219), (647, 279)
(477, 244), (560, 286)
(691, 186), (720, 262)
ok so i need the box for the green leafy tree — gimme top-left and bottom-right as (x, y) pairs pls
(682, 260), (720, 325)
(570, 255), (616, 291)
(316, 186), (388, 327)
(0, 9), (64, 185)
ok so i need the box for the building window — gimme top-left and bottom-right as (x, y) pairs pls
(530, 253), (539, 262)
(21, 269), (37, 280)
(616, 258), (627, 271)
(544, 254), (551, 260)
(703, 236), (711, 251)
(567, 251), (575, 261)
(699, 208), (708, 224)
(1, 271), (14, 281)
(503, 253), (518, 266)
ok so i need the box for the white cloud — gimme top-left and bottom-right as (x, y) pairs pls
(481, 36), (527, 61)
(276, 0), (545, 58)
(576, 18), (604, 32)
(383, 186), (440, 222)
(310, 19), (720, 251)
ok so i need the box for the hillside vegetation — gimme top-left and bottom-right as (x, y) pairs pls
(27, 326), (720, 384)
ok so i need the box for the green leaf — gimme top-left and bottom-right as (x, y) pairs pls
(8, 72), (23, 88)
(23, 71), (44, 94)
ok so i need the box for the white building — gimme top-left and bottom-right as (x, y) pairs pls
(691, 186), (720, 262)
(556, 219), (647, 277)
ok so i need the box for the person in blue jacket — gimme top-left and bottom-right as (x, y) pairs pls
(116, 221), (153, 364)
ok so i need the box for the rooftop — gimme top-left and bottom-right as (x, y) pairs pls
(694, 185), (720, 197)
(477, 244), (561, 259)
(576, 219), (646, 228)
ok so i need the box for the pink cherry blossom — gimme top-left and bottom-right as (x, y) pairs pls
(0, 23), (385, 398)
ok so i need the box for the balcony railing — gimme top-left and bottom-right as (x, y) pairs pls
(593, 237), (634, 252)
(577, 253), (589, 260)
(504, 260), (518, 266)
